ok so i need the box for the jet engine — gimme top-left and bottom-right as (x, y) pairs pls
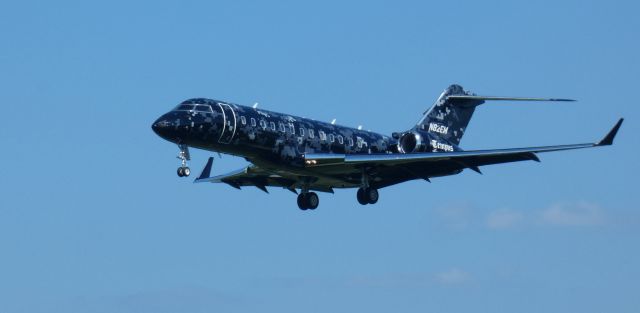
(398, 132), (428, 153)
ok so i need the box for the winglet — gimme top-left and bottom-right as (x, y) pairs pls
(196, 157), (214, 180)
(596, 118), (624, 146)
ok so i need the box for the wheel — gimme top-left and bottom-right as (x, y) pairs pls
(356, 188), (368, 205)
(183, 167), (191, 177)
(177, 167), (184, 177)
(307, 192), (319, 210)
(297, 193), (308, 210)
(366, 187), (379, 204)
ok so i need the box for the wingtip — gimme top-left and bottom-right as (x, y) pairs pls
(195, 157), (214, 181)
(597, 118), (624, 146)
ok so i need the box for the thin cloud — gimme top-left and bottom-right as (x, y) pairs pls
(486, 209), (524, 229)
(434, 268), (471, 285)
(540, 201), (605, 226)
(435, 204), (473, 230)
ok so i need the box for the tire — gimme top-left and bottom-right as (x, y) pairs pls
(366, 188), (379, 204)
(356, 188), (368, 205)
(177, 167), (184, 177)
(297, 193), (308, 210)
(307, 192), (319, 210)
(183, 167), (191, 177)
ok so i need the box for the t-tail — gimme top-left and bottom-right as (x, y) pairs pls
(414, 84), (575, 146)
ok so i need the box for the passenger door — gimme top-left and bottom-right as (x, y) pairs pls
(217, 103), (237, 144)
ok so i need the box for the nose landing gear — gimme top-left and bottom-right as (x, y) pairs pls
(176, 144), (191, 177)
(177, 167), (190, 177)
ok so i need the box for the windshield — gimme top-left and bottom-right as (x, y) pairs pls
(174, 104), (195, 111)
(173, 104), (214, 113)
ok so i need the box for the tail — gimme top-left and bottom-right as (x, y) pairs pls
(414, 84), (575, 145)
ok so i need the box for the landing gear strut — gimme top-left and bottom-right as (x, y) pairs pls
(357, 169), (379, 205)
(297, 192), (319, 210)
(176, 144), (191, 177)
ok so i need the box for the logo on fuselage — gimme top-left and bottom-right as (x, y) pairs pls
(431, 140), (454, 152)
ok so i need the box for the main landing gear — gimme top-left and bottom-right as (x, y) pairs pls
(357, 187), (379, 205)
(357, 169), (379, 205)
(176, 144), (191, 177)
(297, 192), (319, 210)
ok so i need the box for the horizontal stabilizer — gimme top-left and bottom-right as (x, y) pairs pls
(447, 95), (576, 102)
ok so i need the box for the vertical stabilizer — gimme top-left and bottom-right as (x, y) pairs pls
(415, 84), (483, 145)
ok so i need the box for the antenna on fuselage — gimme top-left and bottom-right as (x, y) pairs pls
(331, 118), (336, 125)
(253, 102), (259, 109)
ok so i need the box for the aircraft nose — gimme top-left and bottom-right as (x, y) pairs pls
(151, 116), (174, 138)
(151, 118), (171, 135)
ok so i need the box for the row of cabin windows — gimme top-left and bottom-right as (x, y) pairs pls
(239, 116), (360, 147)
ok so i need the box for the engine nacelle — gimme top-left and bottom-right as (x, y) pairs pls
(398, 132), (428, 153)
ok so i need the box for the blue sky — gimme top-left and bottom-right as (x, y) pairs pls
(1, 1), (638, 312)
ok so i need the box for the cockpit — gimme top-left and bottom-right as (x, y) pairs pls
(173, 103), (213, 113)
(173, 98), (220, 113)
(152, 98), (228, 146)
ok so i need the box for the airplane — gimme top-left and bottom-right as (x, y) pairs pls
(151, 84), (623, 210)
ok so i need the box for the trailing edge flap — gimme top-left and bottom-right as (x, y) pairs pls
(194, 163), (297, 190)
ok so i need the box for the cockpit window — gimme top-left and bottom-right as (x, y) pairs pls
(180, 98), (207, 105)
(175, 104), (195, 111)
(195, 105), (212, 112)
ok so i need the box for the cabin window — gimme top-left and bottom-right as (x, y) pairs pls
(328, 134), (335, 143)
(309, 129), (315, 138)
(288, 123), (295, 134)
(250, 118), (256, 127)
(356, 136), (367, 148)
(299, 127), (305, 137)
(240, 116), (246, 125)
(270, 122), (276, 131)
(337, 135), (344, 144)
(260, 119), (267, 129)
(319, 131), (326, 141)
(279, 122), (285, 132)
(348, 137), (354, 147)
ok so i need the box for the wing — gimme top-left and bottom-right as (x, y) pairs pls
(194, 158), (294, 193)
(195, 119), (622, 192)
(303, 118), (623, 182)
(193, 158), (335, 193)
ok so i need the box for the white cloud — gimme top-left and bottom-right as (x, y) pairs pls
(486, 209), (524, 229)
(434, 268), (470, 285)
(435, 205), (472, 230)
(540, 201), (605, 226)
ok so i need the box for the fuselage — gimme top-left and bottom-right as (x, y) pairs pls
(152, 98), (396, 161)
(152, 98), (463, 188)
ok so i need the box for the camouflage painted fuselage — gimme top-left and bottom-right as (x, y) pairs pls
(152, 98), (463, 189)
